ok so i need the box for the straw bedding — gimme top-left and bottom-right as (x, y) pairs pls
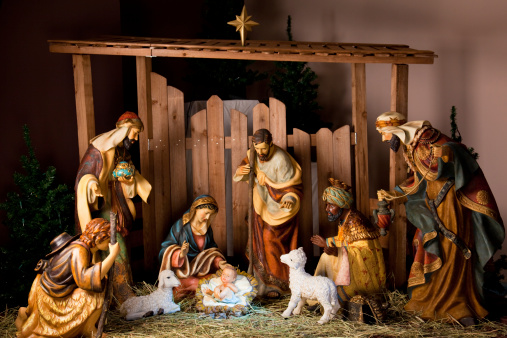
(3, 285), (507, 338)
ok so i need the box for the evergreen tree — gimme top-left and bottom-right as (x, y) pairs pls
(269, 16), (328, 133)
(0, 125), (74, 307)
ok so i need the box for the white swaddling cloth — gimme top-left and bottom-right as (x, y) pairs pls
(201, 275), (253, 307)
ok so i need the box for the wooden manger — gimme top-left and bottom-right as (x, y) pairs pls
(49, 37), (437, 288)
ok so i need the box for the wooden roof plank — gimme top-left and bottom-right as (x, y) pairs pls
(48, 37), (436, 64)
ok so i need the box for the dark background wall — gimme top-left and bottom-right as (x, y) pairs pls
(0, 0), (122, 243)
(1, 1), (506, 262)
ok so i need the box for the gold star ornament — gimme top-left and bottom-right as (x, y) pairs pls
(228, 5), (259, 46)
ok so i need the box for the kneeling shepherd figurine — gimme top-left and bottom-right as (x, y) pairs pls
(15, 218), (120, 338)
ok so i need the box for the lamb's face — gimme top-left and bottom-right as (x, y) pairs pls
(280, 247), (307, 269)
(158, 270), (181, 289)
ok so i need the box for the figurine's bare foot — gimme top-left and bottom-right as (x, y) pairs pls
(14, 307), (28, 331)
(157, 308), (164, 315)
(266, 291), (280, 299)
(142, 311), (154, 318)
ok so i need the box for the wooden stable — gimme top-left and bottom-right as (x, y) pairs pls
(128, 80), (353, 273)
(49, 37), (437, 288)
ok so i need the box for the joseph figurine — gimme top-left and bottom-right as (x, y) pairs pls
(234, 128), (303, 298)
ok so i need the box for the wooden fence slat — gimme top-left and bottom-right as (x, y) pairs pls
(253, 103), (270, 132)
(269, 98), (287, 151)
(207, 96), (227, 253)
(351, 63), (369, 216)
(136, 56), (156, 273)
(72, 54), (95, 160)
(191, 110), (209, 198)
(167, 85), (187, 224)
(231, 109), (249, 259)
(316, 128), (334, 240)
(293, 128), (313, 257)
(333, 125), (352, 187)
(151, 72), (171, 249)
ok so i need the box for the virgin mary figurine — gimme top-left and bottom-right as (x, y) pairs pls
(159, 195), (226, 294)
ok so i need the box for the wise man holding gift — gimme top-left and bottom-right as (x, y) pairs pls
(75, 111), (152, 304)
(376, 111), (504, 325)
(233, 128), (303, 298)
(310, 178), (386, 306)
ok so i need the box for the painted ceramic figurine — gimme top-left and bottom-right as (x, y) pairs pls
(196, 266), (258, 318)
(15, 218), (120, 338)
(376, 111), (505, 325)
(120, 270), (181, 321)
(233, 128), (303, 298)
(310, 178), (386, 306)
(159, 195), (226, 296)
(281, 248), (340, 325)
(74, 111), (152, 304)
(204, 264), (239, 303)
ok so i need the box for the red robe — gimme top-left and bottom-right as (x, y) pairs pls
(234, 145), (303, 295)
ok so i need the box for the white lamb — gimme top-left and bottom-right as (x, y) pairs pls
(120, 269), (181, 321)
(280, 247), (340, 324)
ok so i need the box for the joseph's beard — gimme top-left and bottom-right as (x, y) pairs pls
(258, 153), (269, 161)
(257, 148), (272, 161)
(327, 208), (343, 222)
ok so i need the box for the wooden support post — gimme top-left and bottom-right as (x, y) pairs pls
(136, 56), (156, 273)
(389, 63), (409, 289)
(351, 63), (369, 216)
(72, 54), (95, 160)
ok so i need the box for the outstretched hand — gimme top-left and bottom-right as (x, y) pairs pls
(90, 181), (103, 197)
(311, 235), (326, 248)
(236, 164), (251, 176)
(311, 235), (339, 256)
(179, 241), (189, 258)
(377, 189), (390, 201)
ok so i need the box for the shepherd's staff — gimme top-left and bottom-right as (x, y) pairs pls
(247, 141), (256, 275)
(95, 212), (117, 338)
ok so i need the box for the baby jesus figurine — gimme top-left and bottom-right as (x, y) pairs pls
(205, 265), (239, 303)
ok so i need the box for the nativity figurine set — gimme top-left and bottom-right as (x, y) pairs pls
(13, 110), (505, 336)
